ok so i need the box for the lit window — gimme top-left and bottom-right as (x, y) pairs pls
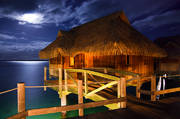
(70, 57), (74, 66)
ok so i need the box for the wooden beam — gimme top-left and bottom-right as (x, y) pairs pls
(59, 68), (63, 98)
(66, 69), (120, 81)
(155, 87), (180, 95)
(136, 76), (141, 99)
(84, 72), (88, 95)
(87, 81), (112, 85)
(64, 69), (68, 93)
(28, 98), (126, 116)
(66, 73), (78, 86)
(151, 76), (156, 101)
(104, 68), (108, 73)
(120, 78), (126, 108)
(7, 111), (28, 119)
(44, 66), (47, 91)
(85, 81), (117, 97)
(83, 67), (139, 77)
(117, 80), (121, 108)
(78, 80), (84, 116)
(61, 94), (67, 118)
(86, 70), (120, 80)
(17, 83), (26, 119)
(88, 74), (103, 86)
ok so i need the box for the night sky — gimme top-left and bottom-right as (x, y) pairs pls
(0, 0), (180, 60)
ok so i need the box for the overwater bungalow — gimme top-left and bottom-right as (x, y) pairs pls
(39, 11), (166, 79)
(4, 11), (180, 119)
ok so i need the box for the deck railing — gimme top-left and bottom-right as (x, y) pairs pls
(2, 81), (126, 119)
(3, 66), (180, 119)
(136, 75), (180, 101)
(2, 67), (128, 119)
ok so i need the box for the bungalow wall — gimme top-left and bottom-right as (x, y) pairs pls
(85, 55), (154, 76)
(48, 53), (154, 77)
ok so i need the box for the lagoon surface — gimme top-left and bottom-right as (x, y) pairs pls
(0, 61), (107, 119)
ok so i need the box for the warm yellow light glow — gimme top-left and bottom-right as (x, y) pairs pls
(70, 57), (74, 66)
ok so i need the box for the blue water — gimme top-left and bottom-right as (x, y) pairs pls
(0, 61), (107, 119)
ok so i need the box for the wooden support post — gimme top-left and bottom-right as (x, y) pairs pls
(44, 66), (47, 91)
(61, 94), (67, 118)
(136, 76), (141, 99)
(64, 69), (68, 93)
(120, 78), (126, 108)
(84, 72), (88, 95)
(117, 80), (121, 108)
(117, 78), (126, 108)
(104, 68), (107, 73)
(151, 76), (156, 101)
(17, 83), (26, 119)
(78, 80), (84, 117)
(59, 68), (63, 98)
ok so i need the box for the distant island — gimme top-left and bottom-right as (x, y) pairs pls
(154, 35), (180, 58)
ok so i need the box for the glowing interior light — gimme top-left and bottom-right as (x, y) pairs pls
(17, 13), (44, 24)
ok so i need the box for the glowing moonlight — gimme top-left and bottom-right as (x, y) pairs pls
(17, 13), (44, 24)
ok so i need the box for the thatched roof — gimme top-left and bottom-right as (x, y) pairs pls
(39, 11), (166, 59)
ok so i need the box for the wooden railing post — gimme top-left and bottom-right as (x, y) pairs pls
(59, 68), (62, 98)
(61, 95), (67, 118)
(151, 76), (156, 101)
(104, 68), (107, 73)
(84, 72), (88, 95)
(117, 80), (121, 108)
(78, 80), (84, 117)
(17, 83), (26, 119)
(117, 78), (126, 108)
(120, 78), (126, 108)
(136, 76), (141, 99)
(44, 66), (47, 91)
(60, 68), (67, 118)
(64, 69), (68, 93)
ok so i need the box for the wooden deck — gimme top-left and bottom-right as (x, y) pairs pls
(69, 96), (180, 119)
(45, 77), (180, 119)
(46, 79), (120, 109)
(43, 68), (180, 118)
(6, 67), (180, 119)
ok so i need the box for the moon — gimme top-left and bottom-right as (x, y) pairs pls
(17, 13), (44, 24)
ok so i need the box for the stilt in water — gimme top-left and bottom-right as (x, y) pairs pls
(61, 94), (67, 118)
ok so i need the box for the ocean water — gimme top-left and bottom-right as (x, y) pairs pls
(0, 61), (107, 119)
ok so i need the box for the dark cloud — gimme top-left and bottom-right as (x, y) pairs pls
(0, 0), (37, 12)
(143, 23), (180, 40)
(159, 1), (180, 14)
(132, 10), (180, 29)
(0, 32), (50, 49)
(0, 33), (16, 40)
